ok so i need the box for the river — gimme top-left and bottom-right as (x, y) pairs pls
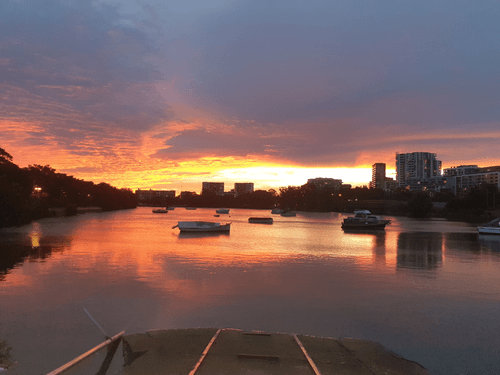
(1, 207), (499, 375)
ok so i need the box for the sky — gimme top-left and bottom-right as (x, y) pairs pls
(2, 0), (500, 193)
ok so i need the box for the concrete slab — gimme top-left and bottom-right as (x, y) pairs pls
(121, 328), (431, 375)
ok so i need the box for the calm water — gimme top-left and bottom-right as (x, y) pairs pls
(1, 207), (500, 375)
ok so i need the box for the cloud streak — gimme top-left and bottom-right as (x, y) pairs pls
(1, 0), (500, 192)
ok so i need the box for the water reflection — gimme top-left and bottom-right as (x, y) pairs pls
(0, 232), (70, 281)
(396, 232), (443, 270)
(177, 232), (231, 239)
(478, 234), (500, 253)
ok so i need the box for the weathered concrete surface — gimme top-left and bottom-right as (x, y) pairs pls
(122, 328), (431, 375)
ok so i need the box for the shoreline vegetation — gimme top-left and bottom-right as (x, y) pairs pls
(2, 147), (499, 228)
(0, 147), (136, 228)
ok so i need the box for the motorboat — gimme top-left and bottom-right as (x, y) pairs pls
(248, 217), (273, 224)
(215, 208), (230, 214)
(341, 210), (391, 230)
(281, 211), (296, 217)
(172, 221), (231, 232)
(477, 217), (500, 235)
(152, 208), (169, 213)
(185, 207), (197, 210)
(271, 208), (283, 214)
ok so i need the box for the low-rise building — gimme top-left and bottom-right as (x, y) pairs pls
(307, 177), (342, 190)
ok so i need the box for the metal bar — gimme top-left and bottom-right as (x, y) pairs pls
(83, 307), (110, 339)
(187, 328), (222, 375)
(292, 334), (322, 375)
(46, 331), (125, 375)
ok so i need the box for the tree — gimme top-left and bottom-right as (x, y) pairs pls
(408, 192), (433, 218)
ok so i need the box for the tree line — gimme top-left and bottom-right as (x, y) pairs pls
(0, 148), (136, 228)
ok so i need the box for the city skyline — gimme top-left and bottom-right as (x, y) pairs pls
(2, 1), (500, 193)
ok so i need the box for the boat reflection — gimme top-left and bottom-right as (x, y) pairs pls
(396, 232), (443, 270)
(177, 231), (231, 239)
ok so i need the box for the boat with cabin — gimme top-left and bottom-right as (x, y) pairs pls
(477, 217), (500, 235)
(281, 211), (296, 217)
(341, 210), (391, 230)
(152, 208), (169, 213)
(215, 208), (230, 214)
(172, 221), (231, 233)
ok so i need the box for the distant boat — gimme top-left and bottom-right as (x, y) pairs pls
(271, 208), (283, 214)
(216, 208), (230, 214)
(185, 207), (197, 210)
(477, 217), (500, 235)
(248, 217), (273, 224)
(172, 221), (231, 233)
(152, 208), (169, 213)
(341, 210), (391, 230)
(281, 211), (296, 217)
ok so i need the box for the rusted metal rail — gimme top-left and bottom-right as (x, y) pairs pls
(187, 328), (222, 375)
(293, 333), (322, 375)
(46, 331), (125, 375)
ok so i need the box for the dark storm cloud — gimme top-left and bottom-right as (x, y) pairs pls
(183, 0), (500, 131)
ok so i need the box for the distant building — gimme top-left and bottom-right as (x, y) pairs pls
(443, 165), (480, 177)
(202, 182), (224, 195)
(136, 189), (175, 202)
(396, 152), (442, 187)
(371, 163), (386, 189)
(307, 177), (342, 190)
(234, 183), (254, 196)
(180, 191), (197, 199)
(453, 169), (500, 195)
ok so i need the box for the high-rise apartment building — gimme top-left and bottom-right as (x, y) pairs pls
(202, 182), (224, 195)
(234, 182), (254, 196)
(396, 152), (442, 186)
(371, 163), (386, 189)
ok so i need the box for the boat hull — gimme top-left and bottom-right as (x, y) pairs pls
(478, 227), (500, 235)
(175, 221), (231, 232)
(342, 222), (388, 230)
(248, 217), (273, 224)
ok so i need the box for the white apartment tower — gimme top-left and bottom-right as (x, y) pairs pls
(396, 152), (442, 186)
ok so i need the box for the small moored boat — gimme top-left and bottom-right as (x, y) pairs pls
(152, 208), (169, 213)
(271, 208), (283, 214)
(281, 211), (296, 217)
(248, 217), (273, 224)
(172, 221), (231, 232)
(215, 208), (230, 214)
(477, 217), (500, 235)
(341, 210), (391, 230)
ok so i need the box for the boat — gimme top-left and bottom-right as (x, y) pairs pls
(248, 217), (273, 224)
(172, 221), (231, 232)
(477, 217), (500, 235)
(271, 208), (283, 214)
(185, 207), (197, 210)
(341, 210), (391, 230)
(281, 211), (296, 217)
(47, 327), (431, 375)
(215, 208), (230, 214)
(152, 208), (169, 213)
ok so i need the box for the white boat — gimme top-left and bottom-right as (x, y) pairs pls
(477, 218), (500, 235)
(215, 208), (230, 214)
(152, 208), (169, 213)
(172, 221), (231, 232)
(341, 210), (391, 230)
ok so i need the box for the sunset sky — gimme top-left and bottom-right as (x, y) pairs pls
(2, 0), (500, 193)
